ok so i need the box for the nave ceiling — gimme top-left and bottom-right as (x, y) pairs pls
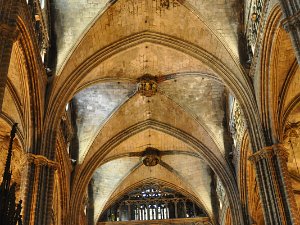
(47, 0), (252, 224)
(2, 0), (300, 224)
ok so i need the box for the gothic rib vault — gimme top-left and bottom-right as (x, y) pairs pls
(48, 1), (245, 224)
(1, 0), (300, 225)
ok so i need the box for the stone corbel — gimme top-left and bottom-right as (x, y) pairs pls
(26, 153), (59, 170)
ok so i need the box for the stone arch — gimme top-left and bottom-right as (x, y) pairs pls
(99, 178), (212, 222)
(239, 132), (265, 225)
(279, 61), (299, 132)
(68, 120), (244, 225)
(259, 4), (298, 144)
(13, 10), (46, 152)
(44, 32), (264, 161)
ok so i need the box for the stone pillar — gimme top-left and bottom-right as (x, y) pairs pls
(249, 144), (300, 225)
(193, 202), (196, 217)
(87, 180), (94, 225)
(137, 204), (140, 220)
(146, 204), (150, 220)
(0, 0), (21, 109)
(23, 153), (58, 225)
(279, 0), (300, 64)
(174, 201), (178, 218)
(183, 200), (187, 218)
(165, 202), (169, 219)
(128, 203), (131, 221)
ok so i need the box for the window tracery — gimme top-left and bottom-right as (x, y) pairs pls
(99, 183), (207, 222)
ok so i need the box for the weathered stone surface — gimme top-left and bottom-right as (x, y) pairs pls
(52, 0), (241, 73)
(74, 82), (136, 162)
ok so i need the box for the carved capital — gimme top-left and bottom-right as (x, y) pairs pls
(273, 144), (289, 162)
(0, 23), (20, 41)
(249, 144), (289, 163)
(249, 146), (273, 163)
(26, 153), (59, 170)
(281, 10), (300, 32)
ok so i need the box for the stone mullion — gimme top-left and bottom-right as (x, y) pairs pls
(250, 145), (300, 225)
(279, 0), (300, 64)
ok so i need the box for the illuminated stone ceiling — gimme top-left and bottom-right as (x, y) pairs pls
(50, 0), (241, 224)
(93, 146), (212, 221)
(73, 82), (136, 162)
(73, 76), (227, 223)
(52, 0), (241, 72)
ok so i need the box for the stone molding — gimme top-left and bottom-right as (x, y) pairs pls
(249, 143), (300, 224)
(0, 24), (20, 41)
(282, 10), (300, 32)
(248, 144), (289, 163)
(26, 153), (58, 170)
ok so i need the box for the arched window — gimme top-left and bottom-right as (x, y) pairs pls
(99, 183), (207, 222)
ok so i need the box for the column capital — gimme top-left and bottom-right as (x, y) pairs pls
(249, 144), (289, 163)
(0, 23), (20, 41)
(26, 153), (59, 170)
(281, 10), (300, 32)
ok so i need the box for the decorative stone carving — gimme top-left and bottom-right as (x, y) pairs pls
(248, 144), (289, 163)
(230, 102), (246, 147)
(282, 13), (300, 32)
(0, 134), (26, 201)
(26, 153), (59, 170)
(246, 0), (264, 54)
(137, 75), (158, 97)
(141, 147), (160, 167)
(159, 0), (180, 9)
(284, 122), (300, 142)
(229, 98), (246, 171)
(283, 121), (300, 173)
(0, 24), (20, 41)
(216, 178), (226, 210)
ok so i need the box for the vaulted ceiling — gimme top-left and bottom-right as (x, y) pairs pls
(52, 0), (241, 73)
(49, 0), (246, 224)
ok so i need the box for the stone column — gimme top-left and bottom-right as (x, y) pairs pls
(137, 204), (140, 220)
(0, 0), (21, 109)
(23, 153), (58, 225)
(249, 144), (300, 225)
(128, 203), (131, 221)
(165, 202), (169, 219)
(87, 180), (94, 225)
(193, 202), (196, 217)
(146, 204), (150, 220)
(174, 201), (178, 218)
(183, 200), (187, 218)
(279, 0), (300, 64)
